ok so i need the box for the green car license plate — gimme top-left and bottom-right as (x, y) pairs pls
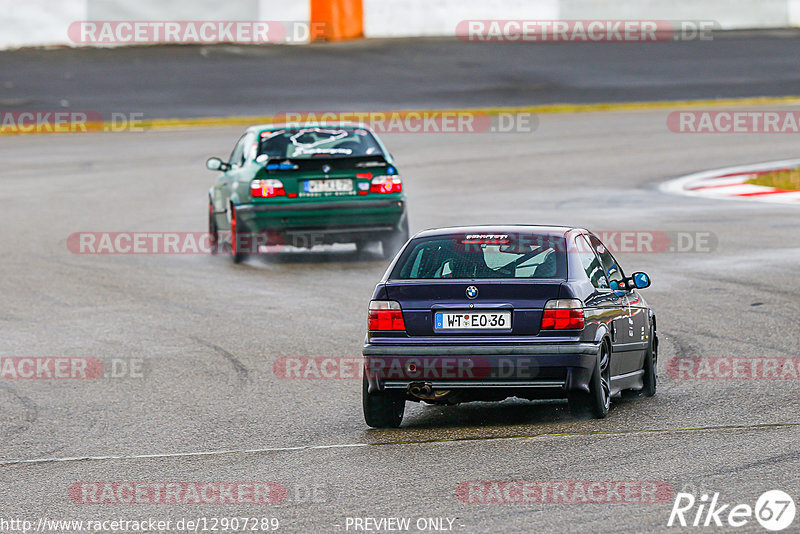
(303, 179), (353, 194)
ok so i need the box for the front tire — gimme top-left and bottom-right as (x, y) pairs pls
(208, 201), (219, 255)
(362, 377), (405, 428)
(569, 344), (611, 419)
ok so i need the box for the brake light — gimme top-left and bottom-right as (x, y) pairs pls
(251, 179), (285, 198)
(541, 299), (585, 330)
(368, 300), (406, 331)
(370, 175), (402, 194)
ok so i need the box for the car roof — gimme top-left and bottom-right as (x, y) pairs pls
(412, 225), (586, 239)
(247, 122), (369, 133)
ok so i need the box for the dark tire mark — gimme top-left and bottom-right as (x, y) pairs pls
(189, 336), (249, 381)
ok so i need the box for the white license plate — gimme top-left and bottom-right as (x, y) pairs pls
(435, 312), (511, 330)
(304, 179), (353, 193)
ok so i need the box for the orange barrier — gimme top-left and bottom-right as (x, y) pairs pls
(310, 0), (364, 41)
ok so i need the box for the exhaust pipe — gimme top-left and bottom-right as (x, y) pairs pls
(408, 382), (433, 398)
(407, 382), (453, 402)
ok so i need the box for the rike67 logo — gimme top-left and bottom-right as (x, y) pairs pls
(668, 490), (796, 531)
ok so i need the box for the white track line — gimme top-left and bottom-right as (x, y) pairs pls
(0, 442), (370, 467)
(746, 191), (800, 203)
(2, 422), (799, 467)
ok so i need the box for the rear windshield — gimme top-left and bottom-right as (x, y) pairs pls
(258, 127), (383, 159)
(390, 233), (568, 280)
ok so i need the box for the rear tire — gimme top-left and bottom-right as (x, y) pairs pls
(355, 240), (371, 255)
(362, 377), (405, 428)
(641, 326), (657, 397)
(381, 217), (409, 260)
(230, 206), (247, 264)
(568, 344), (611, 419)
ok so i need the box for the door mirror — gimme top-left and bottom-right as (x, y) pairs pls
(631, 272), (651, 289)
(206, 157), (229, 171)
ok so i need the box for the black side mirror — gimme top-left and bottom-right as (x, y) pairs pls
(610, 272), (651, 291)
(206, 157), (230, 171)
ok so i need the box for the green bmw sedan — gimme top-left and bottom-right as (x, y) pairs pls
(206, 123), (409, 263)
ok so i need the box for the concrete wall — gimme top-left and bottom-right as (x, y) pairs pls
(790, 0), (800, 26)
(557, 0), (792, 29)
(363, 0), (559, 38)
(86, 0), (260, 20)
(0, 0), (308, 48)
(1, 0), (86, 48)
(1, 0), (798, 49)
(364, 0), (798, 37)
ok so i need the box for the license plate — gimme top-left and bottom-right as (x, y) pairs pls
(303, 179), (353, 193)
(435, 312), (511, 330)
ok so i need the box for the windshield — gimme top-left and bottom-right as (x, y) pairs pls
(390, 234), (568, 280)
(258, 127), (383, 159)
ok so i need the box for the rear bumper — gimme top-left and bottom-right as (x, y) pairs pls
(236, 199), (403, 213)
(234, 198), (406, 242)
(362, 342), (601, 396)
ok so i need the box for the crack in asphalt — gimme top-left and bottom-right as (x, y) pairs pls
(1, 421), (797, 468)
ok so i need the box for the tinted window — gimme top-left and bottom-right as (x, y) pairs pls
(576, 235), (609, 288)
(588, 235), (624, 284)
(390, 234), (567, 280)
(258, 127), (383, 159)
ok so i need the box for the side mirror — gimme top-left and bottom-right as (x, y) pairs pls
(610, 272), (651, 291)
(631, 272), (651, 289)
(206, 157), (229, 171)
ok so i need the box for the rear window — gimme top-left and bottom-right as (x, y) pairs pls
(390, 233), (567, 280)
(258, 127), (383, 159)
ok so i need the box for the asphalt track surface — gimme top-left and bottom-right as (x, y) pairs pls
(2, 31), (800, 117)
(2, 36), (800, 534)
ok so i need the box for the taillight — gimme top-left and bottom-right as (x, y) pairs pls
(541, 299), (585, 330)
(251, 179), (285, 198)
(370, 175), (402, 194)
(368, 300), (406, 331)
